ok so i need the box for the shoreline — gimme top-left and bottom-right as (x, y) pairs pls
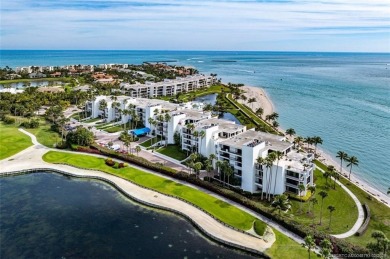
(0, 144), (273, 255)
(315, 147), (390, 207)
(238, 84), (390, 207)
(238, 85), (275, 117)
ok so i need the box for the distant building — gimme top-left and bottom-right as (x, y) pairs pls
(120, 74), (217, 98)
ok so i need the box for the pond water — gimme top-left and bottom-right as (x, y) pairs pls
(194, 93), (241, 125)
(0, 172), (255, 259)
(0, 81), (64, 89)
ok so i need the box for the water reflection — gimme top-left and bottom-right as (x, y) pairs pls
(0, 173), (255, 259)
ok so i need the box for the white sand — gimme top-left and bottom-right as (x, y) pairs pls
(315, 147), (390, 207)
(238, 85), (275, 118)
(237, 85), (390, 208)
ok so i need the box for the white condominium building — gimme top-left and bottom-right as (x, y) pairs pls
(86, 95), (314, 196)
(120, 74), (217, 98)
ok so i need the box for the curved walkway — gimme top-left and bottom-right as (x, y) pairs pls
(5, 129), (323, 254)
(1, 130), (272, 254)
(316, 167), (364, 238)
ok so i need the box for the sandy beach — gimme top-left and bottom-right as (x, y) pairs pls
(239, 85), (275, 118)
(238, 85), (390, 208)
(315, 147), (390, 207)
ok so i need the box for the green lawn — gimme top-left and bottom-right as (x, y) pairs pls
(42, 151), (259, 231)
(140, 137), (158, 147)
(266, 229), (318, 259)
(84, 117), (102, 123)
(0, 77), (71, 84)
(178, 84), (229, 102)
(104, 125), (124, 133)
(24, 120), (61, 148)
(0, 117), (60, 148)
(157, 144), (188, 161)
(314, 160), (390, 247)
(0, 122), (32, 159)
(226, 94), (279, 134)
(289, 169), (358, 235)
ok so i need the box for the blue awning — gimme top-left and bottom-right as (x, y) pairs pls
(129, 127), (150, 136)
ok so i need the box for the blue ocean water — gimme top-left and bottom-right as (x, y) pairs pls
(1, 50), (389, 193)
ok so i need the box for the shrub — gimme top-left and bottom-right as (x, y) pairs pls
(118, 162), (126, 168)
(55, 141), (68, 149)
(3, 116), (15, 124)
(105, 158), (115, 166)
(90, 142), (368, 256)
(21, 119), (40, 129)
(254, 220), (267, 236)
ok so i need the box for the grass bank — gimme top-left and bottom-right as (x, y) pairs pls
(314, 160), (390, 247)
(1, 116), (60, 148)
(157, 145), (188, 161)
(225, 93), (279, 134)
(42, 151), (260, 231)
(266, 229), (317, 259)
(0, 122), (32, 159)
(0, 77), (71, 84)
(288, 168), (358, 235)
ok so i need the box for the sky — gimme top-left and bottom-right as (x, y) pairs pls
(1, 0), (389, 52)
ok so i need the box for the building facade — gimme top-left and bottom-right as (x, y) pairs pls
(86, 95), (314, 196)
(120, 74), (217, 98)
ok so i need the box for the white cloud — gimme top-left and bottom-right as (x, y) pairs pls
(1, 0), (389, 51)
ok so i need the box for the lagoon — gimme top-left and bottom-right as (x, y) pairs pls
(0, 172), (254, 258)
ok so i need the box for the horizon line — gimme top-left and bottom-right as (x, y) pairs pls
(1, 49), (389, 54)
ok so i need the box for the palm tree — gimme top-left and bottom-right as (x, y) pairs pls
(285, 128), (296, 138)
(388, 187), (390, 195)
(272, 120), (279, 129)
(312, 136), (323, 157)
(148, 117), (155, 144)
(298, 183), (305, 213)
(205, 159), (214, 182)
(320, 238), (333, 259)
(256, 156), (265, 200)
(98, 99), (107, 119)
(270, 112), (279, 121)
(164, 113), (171, 146)
(193, 161), (203, 179)
(309, 198), (318, 222)
(272, 194), (291, 215)
(319, 191), (328, 225)
(248, 97), (256, 110)
(255, 107), (264, 118)
(272, 151), (283, 196)
(192, 130), (199, 153)
(216, 160), (224, 183)
(327, 205), (336, 230)
(294, 136), (303, 149)
(266, 153), (276, 201)
(346, 156), (359, 180)
(135, 146), (141, 156)
(336, 151), (348, 176)
(303, 235), (316, 259)
(307, 185), (316, 214)
(304, 137), (313, 151)
(199, 130), (205, 153)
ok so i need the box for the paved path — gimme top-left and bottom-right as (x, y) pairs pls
(316, 167), (365, 238)
(1, 130), (273, 254)
(4, 129), (328, 255)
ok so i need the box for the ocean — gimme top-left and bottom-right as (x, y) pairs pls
(1, 50), (389, 194)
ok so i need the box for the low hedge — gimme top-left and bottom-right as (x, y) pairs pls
(356, 204), (371, 236)
(83, 142), (369, 257)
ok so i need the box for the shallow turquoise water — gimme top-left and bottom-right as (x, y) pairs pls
(0, 172), (255, 258)
(1, 50), (389, 193)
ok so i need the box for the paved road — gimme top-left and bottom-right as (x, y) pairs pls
(5, 129), (328, 255)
